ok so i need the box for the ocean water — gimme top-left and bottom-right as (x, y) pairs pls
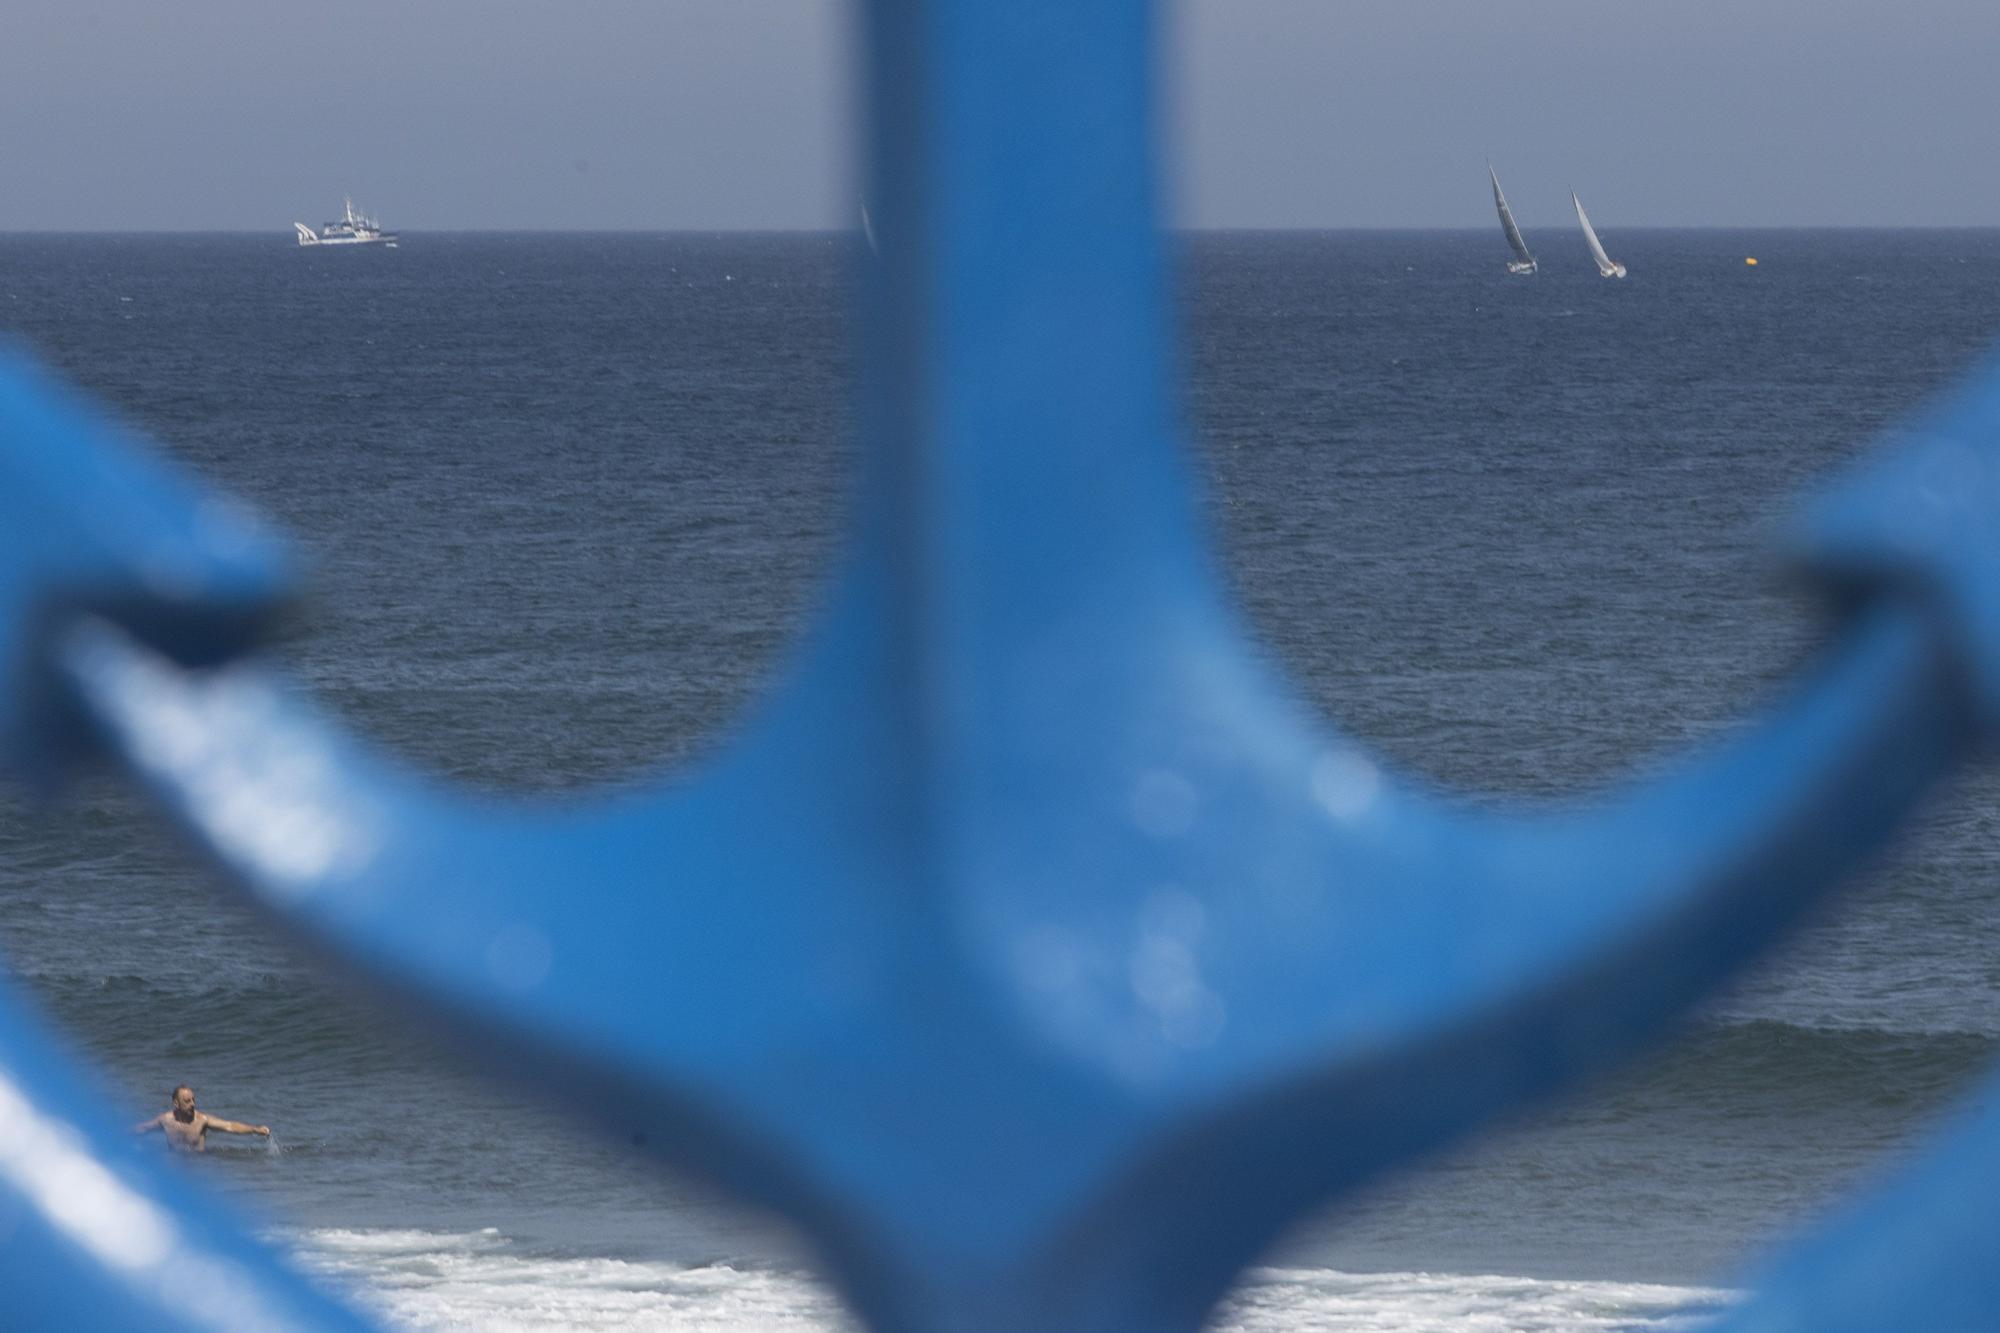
(3, 228), (2000, 1330)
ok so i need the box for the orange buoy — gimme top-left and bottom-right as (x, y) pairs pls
(1745, 257), (1759, 266)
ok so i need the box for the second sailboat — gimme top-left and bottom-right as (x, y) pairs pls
(1573, 192), (1627, 278)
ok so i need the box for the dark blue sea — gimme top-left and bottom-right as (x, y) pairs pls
(4, 229), (2000, 1330)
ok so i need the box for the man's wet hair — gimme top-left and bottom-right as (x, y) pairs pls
(171, 1084), (191, 1101)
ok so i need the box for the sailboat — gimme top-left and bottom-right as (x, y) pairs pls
(1572, 192), (1626, 278)
(1488, 164), (1537, 275)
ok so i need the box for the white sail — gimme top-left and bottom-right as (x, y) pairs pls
(1573, 192), (1626, 278)
(1489, 165), (1537, 274)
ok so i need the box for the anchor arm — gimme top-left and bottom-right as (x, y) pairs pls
(0, 352), (292, 787)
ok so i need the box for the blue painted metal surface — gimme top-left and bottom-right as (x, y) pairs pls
(4, 2), (2000, 1329)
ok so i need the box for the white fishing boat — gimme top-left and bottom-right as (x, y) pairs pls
(294, 198), (397, 248)
(1572, 192), (1625, 278)
(1488, 164), (1537, 275)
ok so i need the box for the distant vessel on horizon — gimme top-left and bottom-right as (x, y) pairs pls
(1573, 192), (1625, 278)
(294, 198), (397, 248)
(1488, 164), (1537, 275)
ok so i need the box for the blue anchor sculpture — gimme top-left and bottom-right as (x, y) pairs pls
(5, 2), (2000, 1329)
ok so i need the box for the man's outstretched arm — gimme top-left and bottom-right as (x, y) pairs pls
(201, 1115), (270, 1136)
(131, 1114), (162, 1134)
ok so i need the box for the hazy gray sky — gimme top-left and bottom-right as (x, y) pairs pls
(4, 1), (1995, 230)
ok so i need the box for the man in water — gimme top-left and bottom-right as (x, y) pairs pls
(133, 1084), (271, 1152)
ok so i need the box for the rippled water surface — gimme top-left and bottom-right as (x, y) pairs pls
(4, 229), (2000, 1327)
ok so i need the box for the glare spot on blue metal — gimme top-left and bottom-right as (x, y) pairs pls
(1310, 747), (1382, 821)
(69, 624), (383, 896)
(486, 924), (554, 993)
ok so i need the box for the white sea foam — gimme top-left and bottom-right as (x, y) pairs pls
(1214, 1266), (1732, 1332)
(282, 1227), (1732, 1333)
(284, 1228), (854, 1332)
